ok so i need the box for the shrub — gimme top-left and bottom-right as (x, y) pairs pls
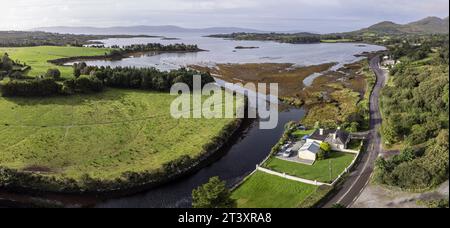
(45, 69), (61, 80)
(1, 78), (61, 97)
(9, 71), (24, 79)
(192, 177), (236, 208)
(390, 162), (432, 189)
(317, 142), (332, 160)
(75, 76), (104, 93)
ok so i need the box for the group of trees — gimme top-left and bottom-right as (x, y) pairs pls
(1, 76), (103, 97)
(80, 64), (215, 92)
(377, 35), (449, 190)
(0, 53), (31, 80)
(375, 130), (449, 190)
(104, 43), (202, 60)
(209, 32), (323, 44)
(2, 60), (215, 97)
(389, 35), (449, 62)
(117, 43), (200, 53)
(390, 42), (432, 61)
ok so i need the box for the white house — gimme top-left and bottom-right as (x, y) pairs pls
(298, 141), (321, 162)
(381, 55), (399, 69)
(306, 128), (350, 151)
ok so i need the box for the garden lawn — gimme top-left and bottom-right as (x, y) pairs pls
(0, 88), (244, 181)
(264, 152), (355, 183)
(232, 171), (318, 208)
(0, 46), (111, 78)
(292, 129), (314, 139)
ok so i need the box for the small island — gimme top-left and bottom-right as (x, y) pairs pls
(235, 46), (259, 50)
(48, 43), (205, 66)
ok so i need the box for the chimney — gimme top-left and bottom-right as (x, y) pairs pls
(334, 128), (340, 140)
(319, 129), (324, 136)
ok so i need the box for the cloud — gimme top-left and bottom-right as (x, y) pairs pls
(0, 0), (448, 32)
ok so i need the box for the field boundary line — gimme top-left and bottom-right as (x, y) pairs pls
(2, 102), (237, 128)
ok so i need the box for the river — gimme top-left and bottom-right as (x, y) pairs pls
(1, 33), (384, 208)
(97, 107), (305, 208)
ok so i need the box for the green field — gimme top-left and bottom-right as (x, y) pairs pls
(264, 152), (355, 183)
(0, 46), (111, 78)
(0, 88), (243, 181)
(292, 129), (314, 139)
(232, 171), (318, 208)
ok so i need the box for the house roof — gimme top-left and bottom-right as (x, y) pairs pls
(326, 129), (350, 145)
(298, 141), (321, 154)
(309, 129), (350, 145)
(309, 129), (335, 141)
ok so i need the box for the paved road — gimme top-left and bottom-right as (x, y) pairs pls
(323, 55), (386, 208)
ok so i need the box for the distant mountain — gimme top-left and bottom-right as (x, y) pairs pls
(31, 25), (265, 35)
(353, 16), (449, 35)
(366, 21), (404, 34)
(405, 16), (449, 34)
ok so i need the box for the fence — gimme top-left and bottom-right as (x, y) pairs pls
(257, 166), (330, 186)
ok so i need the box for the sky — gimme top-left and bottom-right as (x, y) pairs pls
(1, 0), (449, 33)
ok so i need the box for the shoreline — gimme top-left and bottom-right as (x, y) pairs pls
(47, 49), (207, 66)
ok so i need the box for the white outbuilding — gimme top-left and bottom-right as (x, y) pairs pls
(298, 141), (321, 163)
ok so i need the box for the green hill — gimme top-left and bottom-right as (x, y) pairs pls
(354, 16), (449, 35)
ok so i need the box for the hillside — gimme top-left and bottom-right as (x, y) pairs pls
(354, 16), (449, 35)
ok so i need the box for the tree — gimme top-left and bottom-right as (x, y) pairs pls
(347, 122), (359, 133)
(73, 62), (87, 78)
(45, 68), (61, 80)
(1, 53), (13, 72)
(318, 142), (332, 160)
(314, 121), (321, 130)
(320, 142), (331, 153)
(74, 67), (81, 78)
(192, 176), (236, 208)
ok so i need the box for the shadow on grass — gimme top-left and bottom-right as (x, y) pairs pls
(328, 152), (349, 159)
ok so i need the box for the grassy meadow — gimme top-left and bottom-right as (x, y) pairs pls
(231, 171), (318, 208)
(0, 46), (111, 78)
(0, 88), (244, 181)
(264, 152), (355, 183)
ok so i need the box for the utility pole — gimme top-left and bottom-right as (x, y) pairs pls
(329, 160), (332, 181)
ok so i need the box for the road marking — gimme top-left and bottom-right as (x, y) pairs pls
(349, 171), (374, 208)
(329, 56), (384, 208)
(337, 145), (373, 204)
